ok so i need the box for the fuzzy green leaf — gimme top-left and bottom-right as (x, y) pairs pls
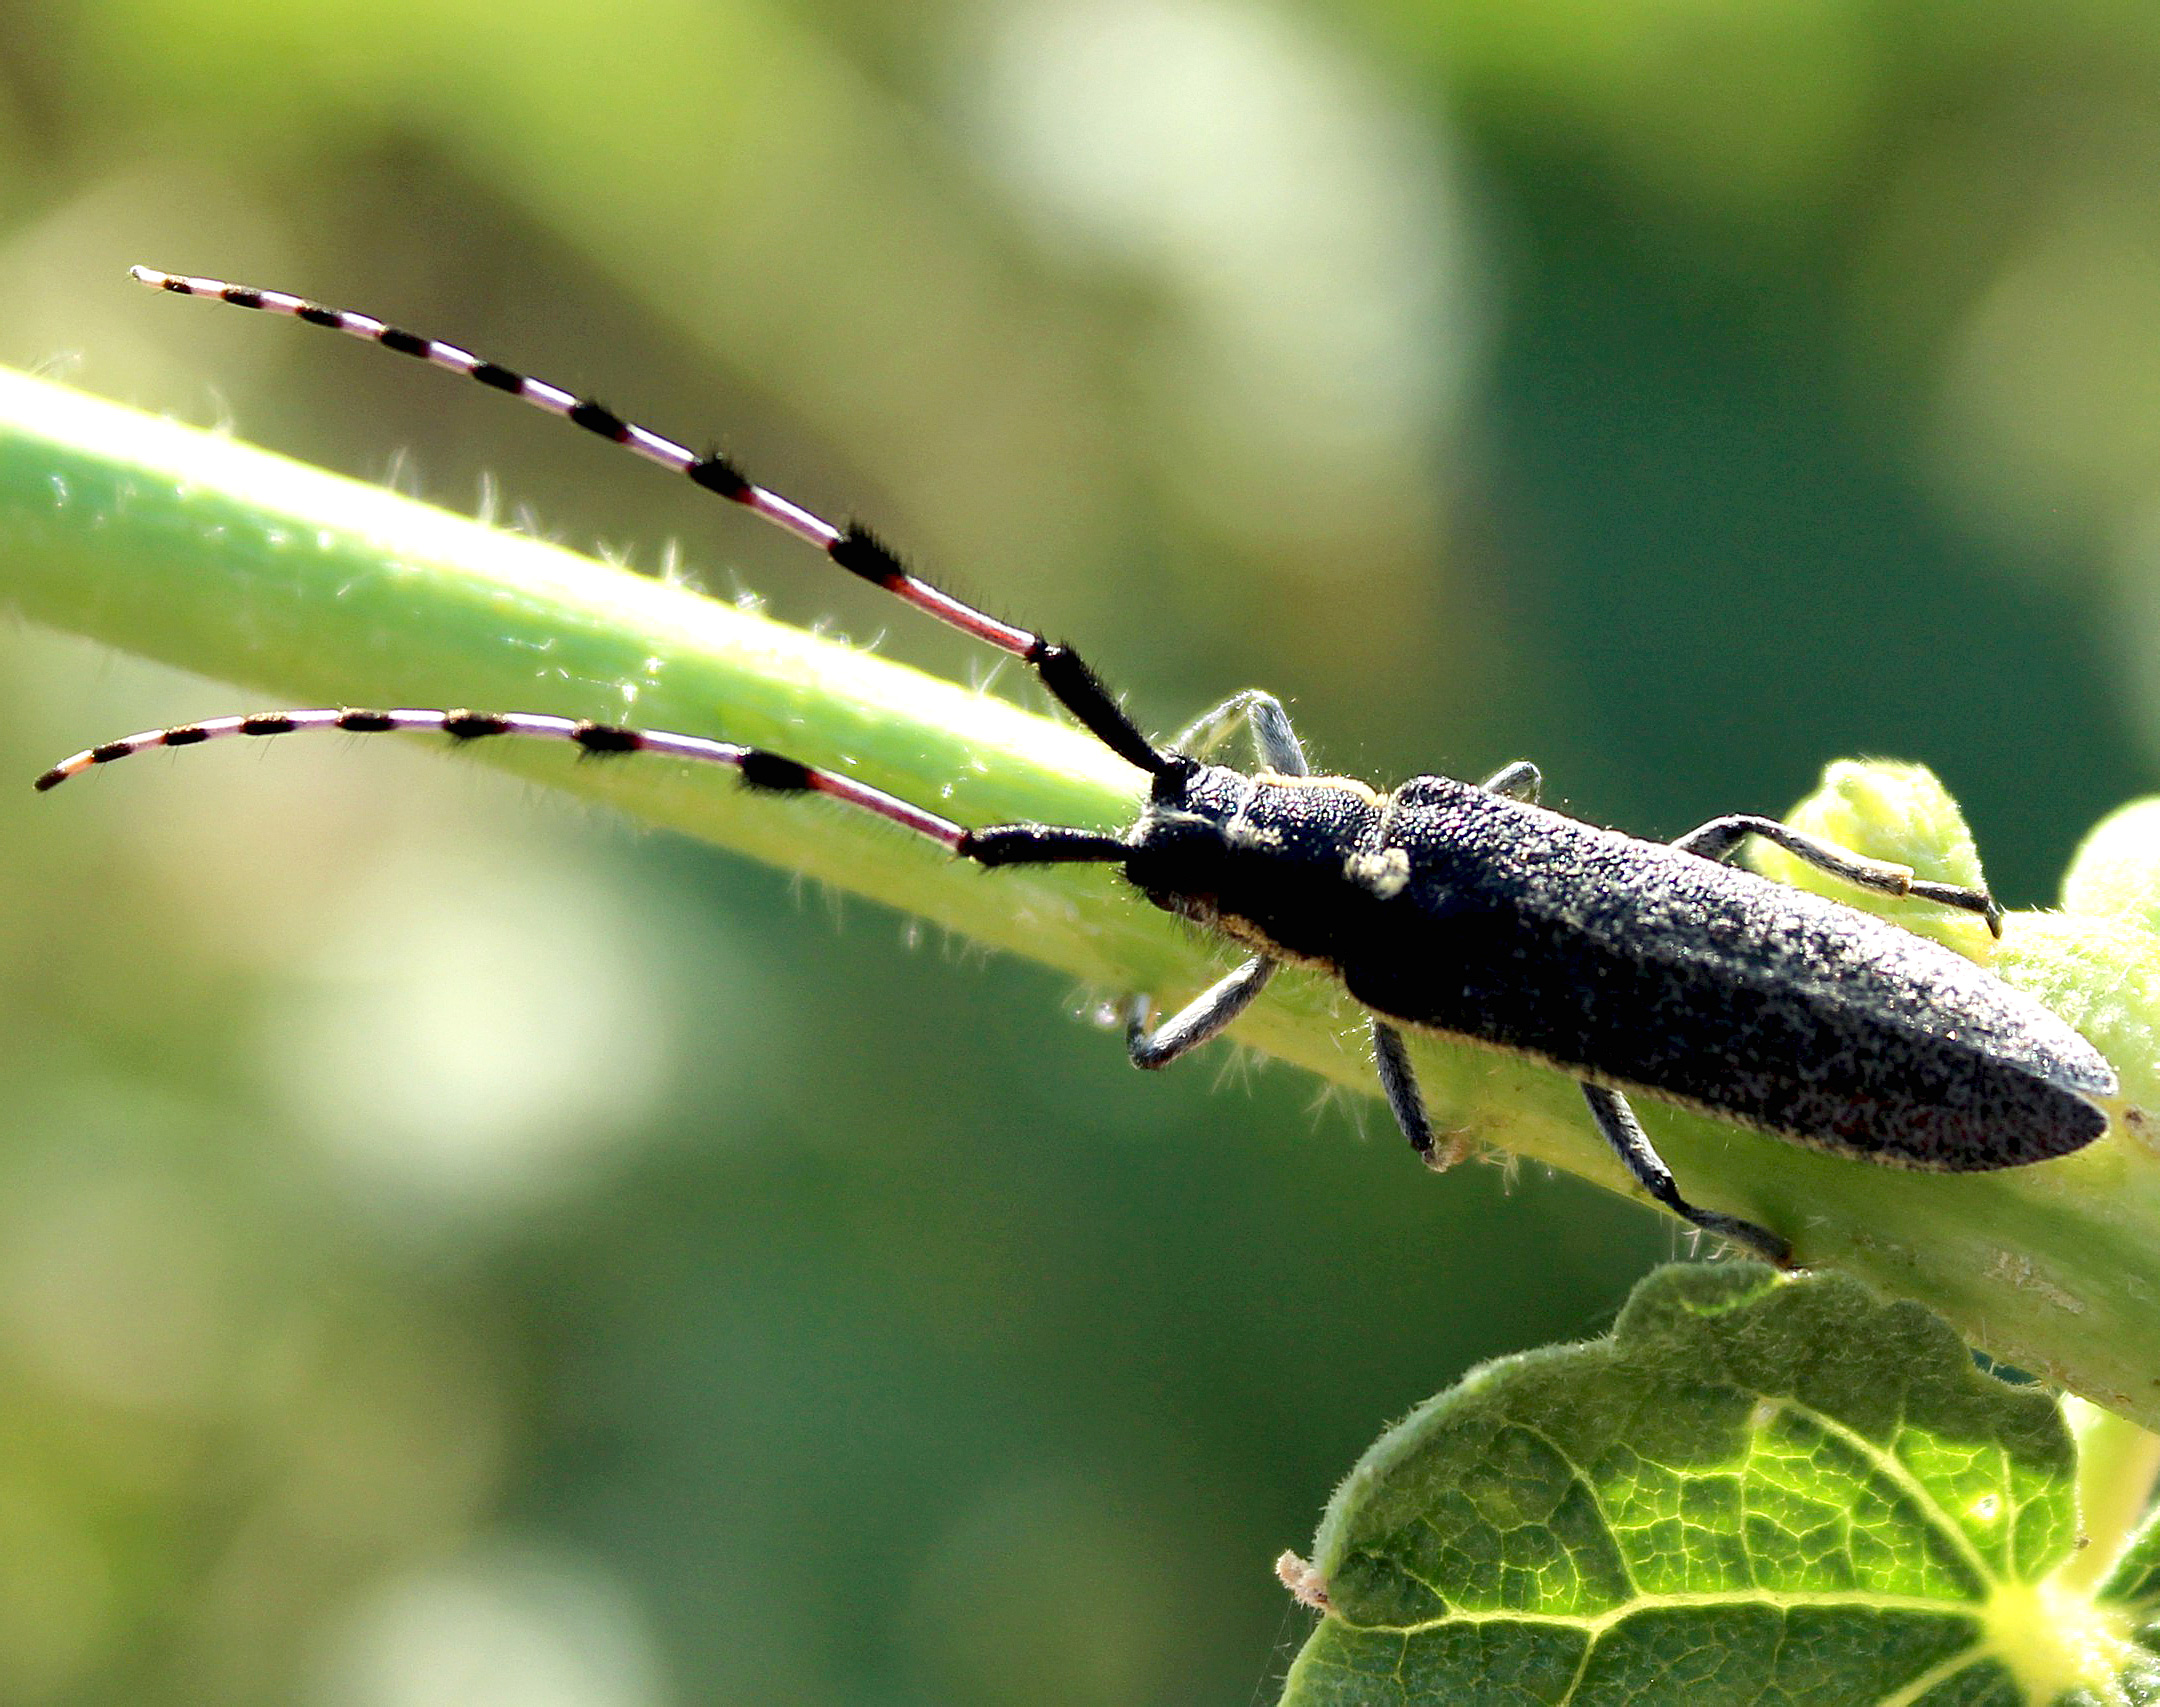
(1280, 1266), (2160, 1707)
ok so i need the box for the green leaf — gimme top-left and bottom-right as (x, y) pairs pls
(1279, 1266), (2160, 1707)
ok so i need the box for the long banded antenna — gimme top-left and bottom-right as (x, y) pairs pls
(129, 266), (1169, 777)
(33, 706), (1131, 867)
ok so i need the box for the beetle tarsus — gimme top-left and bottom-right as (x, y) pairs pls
(1125, 957), (1276, 1069)
(1908, 878), (2007, 938)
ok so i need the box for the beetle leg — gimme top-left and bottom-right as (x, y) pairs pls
(1126, 955), (1276, 1069)
(1168, 690), (1308, 777)
(1578, 1082), (1792, 1264)
(1478, 760), (1542, 803)
(1670, 813), (2004, 937)
(1373, 1019), (1473, 1171)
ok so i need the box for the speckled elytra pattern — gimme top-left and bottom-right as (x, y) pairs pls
(1127, 767), (2114, 1169)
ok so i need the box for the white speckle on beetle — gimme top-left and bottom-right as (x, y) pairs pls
(1345, 846), (1411, 898)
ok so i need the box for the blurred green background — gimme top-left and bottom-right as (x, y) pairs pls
(0, 1), (2154, 1701)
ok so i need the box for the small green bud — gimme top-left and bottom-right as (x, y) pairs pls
(1989, 912), (2160, 1112)
(2063, 799), (2160, 935)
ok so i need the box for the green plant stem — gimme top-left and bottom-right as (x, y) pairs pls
(5, 364), (2158, 1421)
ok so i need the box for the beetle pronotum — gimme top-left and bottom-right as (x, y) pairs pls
(38, 266), (2124, 1265)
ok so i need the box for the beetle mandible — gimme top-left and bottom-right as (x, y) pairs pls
(37, 267), (2124, 1265)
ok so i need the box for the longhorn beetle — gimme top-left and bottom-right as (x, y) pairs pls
(37, 266), (2124, 1265)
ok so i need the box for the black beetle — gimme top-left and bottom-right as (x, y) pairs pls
(40, 267), (2123, 1265)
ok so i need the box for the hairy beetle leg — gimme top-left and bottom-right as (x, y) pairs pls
(1126, 956), (1276, 1069)
(1373, 1019), (1475, 1172)
(1169, 689), (1307, 777)
(1478, 760), (1543, 803)
(1672, 813), (2004, 939)
(1580, 1082), (1792, 1265)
